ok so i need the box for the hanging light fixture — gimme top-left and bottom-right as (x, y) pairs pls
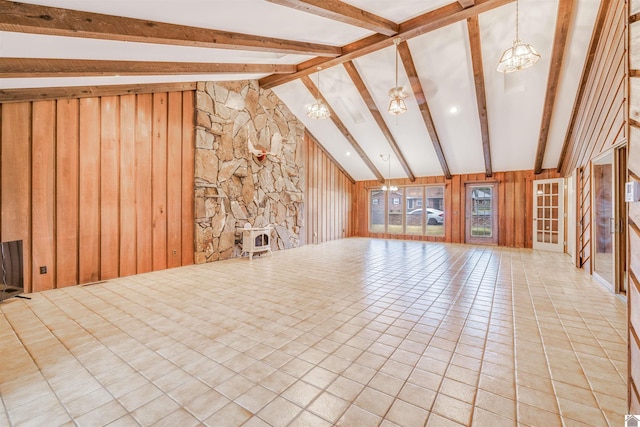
(380, 154), (398, 192)
(388, 38), (407, 115)
(497, 0), (540, 73)
(306, 67), (330, 119)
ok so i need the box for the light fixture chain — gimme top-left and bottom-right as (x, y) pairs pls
(395, 40), (399, 88)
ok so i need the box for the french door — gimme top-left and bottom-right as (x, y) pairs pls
(533, 178), (565, 252)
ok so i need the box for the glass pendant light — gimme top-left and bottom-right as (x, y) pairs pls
(497, 0), (540, 73)
(306, 67), (330, 119)
(388, 38), (408, 115)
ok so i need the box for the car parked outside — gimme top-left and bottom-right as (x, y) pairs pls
(407, 208), (444, 225)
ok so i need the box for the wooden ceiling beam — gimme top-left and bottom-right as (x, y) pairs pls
(0, 58), (295, 78)
(300, 75), (385, 183)
(557, 0), (611, 173)
(0, 82), (197, 103)
(0, 0), (341, 57)
(397, 42), (452, 179)
(467, 16), (492, 177)
(265, 0), (398, 36)
(534, 0), (576, 174)
(342, 61), (416, 182)
(260, 0), (515, 89)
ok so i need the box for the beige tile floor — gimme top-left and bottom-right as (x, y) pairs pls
(0, 238), (627, 426)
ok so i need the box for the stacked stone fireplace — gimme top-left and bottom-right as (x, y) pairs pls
(194, 81), (305, 263)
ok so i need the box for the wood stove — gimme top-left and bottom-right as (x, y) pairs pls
(239, 226), (272, 259)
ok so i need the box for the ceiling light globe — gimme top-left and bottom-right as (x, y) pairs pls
(306, 99), (331, 119)
(388, 88), (408, 115)
(497, 40), (541, 73)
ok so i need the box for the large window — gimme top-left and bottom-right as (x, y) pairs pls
(388, 189), (404, 234)
(369, 190), (385, 232)
(369, 185), (445, 236)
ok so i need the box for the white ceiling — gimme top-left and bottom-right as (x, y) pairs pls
(1, 0), (602, 181)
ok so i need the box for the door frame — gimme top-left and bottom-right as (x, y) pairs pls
(532, 178), (565, 252)
(465, 182), (498, 245)
(590, 143), (627, 295)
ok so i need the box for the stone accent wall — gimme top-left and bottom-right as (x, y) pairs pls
(194, 81), (305, 263)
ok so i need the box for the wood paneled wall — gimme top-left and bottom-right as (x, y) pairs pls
(628, 0), (640, 413)
(561, 0), (627, 273)
(561, 0), (627, 176)
(304, 133), (355, 245)
(354, 169), (559, 248)
(0, 91), (195, 293)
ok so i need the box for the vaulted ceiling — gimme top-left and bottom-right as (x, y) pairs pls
(0, 0), (602, 182)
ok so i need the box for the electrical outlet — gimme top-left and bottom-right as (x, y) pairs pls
(40, 266), (47, 274)
(172, 250), (177, 255)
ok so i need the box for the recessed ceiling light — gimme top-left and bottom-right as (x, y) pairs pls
(345, 151), (351, 156)
(449, 106), (459, 114)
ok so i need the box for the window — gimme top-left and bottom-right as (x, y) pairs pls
(388, 189), (404, 234)
(405, 187), (424, 236)
(425, 186), (444, 236)
(369, 185), (445, 236)
(369, 190), (385, 232)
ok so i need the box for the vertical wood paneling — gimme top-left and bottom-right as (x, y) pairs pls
(56, 99), (79, 287)
(562, 0), (626, 175)
(152, 93), (168, 271)
(100, 96), (120, 280)
(1, 103), (32, 292)
(136, 94), (153, 274)
(78, 97), (101, 284)
(181, 91), (195, 266)
(0, 90), (195, 292)
(31, 101), (56, 292)
(628, 0), (640, 411)
(304, 132), (354, 245)
(120, 95), (137, 277)
(451, 175), (461, 243)
(513, 174), (533, 248)
(167, 92), (183, 269)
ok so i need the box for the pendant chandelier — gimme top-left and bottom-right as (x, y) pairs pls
(306, 67), (330, 119)
(388, 38), (408, 115)
(380, 154), (397, 192)
(497, 0), (540, 73)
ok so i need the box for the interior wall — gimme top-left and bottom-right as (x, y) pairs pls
(353, 169), (559, 248)
(0, 92), (195, 293)
(193, 81), (305, 262)
(304, 132), (355, 245)
(629, 0), (640, 413)
(561, 0), (627, 273)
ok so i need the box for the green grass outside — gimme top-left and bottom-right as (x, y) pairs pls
(369, 224), (444, 236)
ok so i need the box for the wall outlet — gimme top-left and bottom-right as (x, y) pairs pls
(172, 250), (177, 255)
(40, 266), (47, 274)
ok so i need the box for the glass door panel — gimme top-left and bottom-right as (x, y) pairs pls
(593, 153), (614, 287)
(465, 184), (498, 245)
